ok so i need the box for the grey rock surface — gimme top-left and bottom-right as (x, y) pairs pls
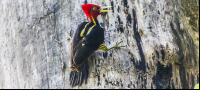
(0, 0), (199, 89)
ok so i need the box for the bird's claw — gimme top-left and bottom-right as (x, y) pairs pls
(111, 41), (125, 51)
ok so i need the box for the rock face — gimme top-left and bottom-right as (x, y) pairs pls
(0, 0), (199, 89)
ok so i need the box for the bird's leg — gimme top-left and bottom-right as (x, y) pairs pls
(109, 41), (125, 51)
(98, 41), (125, 52)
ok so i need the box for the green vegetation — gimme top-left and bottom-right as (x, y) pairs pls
(182, 0), (199, 31)
(194, 84), (199, 89)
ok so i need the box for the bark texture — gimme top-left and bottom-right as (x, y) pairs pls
(0, 0), (199, 89)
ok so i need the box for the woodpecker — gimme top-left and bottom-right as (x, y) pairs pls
(69, 4), (124, 87)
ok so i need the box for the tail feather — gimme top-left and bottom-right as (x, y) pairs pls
(84, 62), (89, 84)
(70, 71), (75, 86)
(76, 71), (80, 85)
(70, 61), (89, 87)
(69, 71), (73, 85)
(79, 71), (83, 86)
(75, 72), (79, 85)
(73, 72), (77, 86)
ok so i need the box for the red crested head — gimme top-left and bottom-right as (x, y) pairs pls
(82, 4), (112, 23)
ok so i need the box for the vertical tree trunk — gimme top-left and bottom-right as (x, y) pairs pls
(0, 0), (199, 89)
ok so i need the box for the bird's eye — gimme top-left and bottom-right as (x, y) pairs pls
(92, 7), (97, 11)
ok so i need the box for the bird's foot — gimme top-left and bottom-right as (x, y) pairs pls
(109, 41), (125, 51)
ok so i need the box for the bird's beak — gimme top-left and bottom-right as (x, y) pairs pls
(99, 6), (112, 13)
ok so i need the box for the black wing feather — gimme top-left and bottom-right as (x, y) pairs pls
(70, 22), (104, 87)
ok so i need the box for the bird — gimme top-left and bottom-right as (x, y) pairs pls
(69, 4), (124, 87)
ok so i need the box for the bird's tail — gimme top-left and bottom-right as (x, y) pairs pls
(69, 61), (89, 87)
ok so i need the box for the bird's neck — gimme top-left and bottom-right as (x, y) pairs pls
(88, 15), (99, 25)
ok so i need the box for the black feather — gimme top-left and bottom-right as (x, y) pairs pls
(70, 19), (104, 87)
(79, 71), (83, 86)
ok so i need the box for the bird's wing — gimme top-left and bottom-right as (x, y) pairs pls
(71, 25), (104, 67)
(70, 22), (88, 66)
(73, 38), (96, 65)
